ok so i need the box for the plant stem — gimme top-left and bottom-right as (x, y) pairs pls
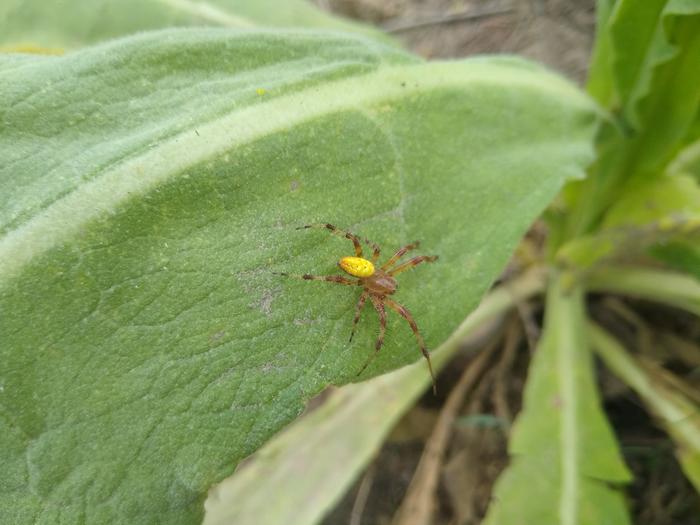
(589, 322), (700, 492)
(588, 323), (687, 422)
(585, 265), (700, 316)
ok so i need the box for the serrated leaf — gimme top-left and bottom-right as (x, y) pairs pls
(0, 0), (391, 50)
(484, 276), (631, 525)
(0, 30), (599, 523)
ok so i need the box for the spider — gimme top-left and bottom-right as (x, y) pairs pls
(276, 223), (439, 393)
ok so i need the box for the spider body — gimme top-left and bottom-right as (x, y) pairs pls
(345, 264), (398, 295)
(277, 223), (438, 393)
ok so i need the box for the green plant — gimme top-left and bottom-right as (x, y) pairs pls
(1, 1), (699, 524)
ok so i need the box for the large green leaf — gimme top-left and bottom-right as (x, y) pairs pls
(204, 270), (546, 525)
(0, 30), (598, 523)
(484, 275), (631, 525)
(0, 0), (390, 50)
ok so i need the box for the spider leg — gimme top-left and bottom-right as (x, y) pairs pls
(369, 242), (381, 263)
(385, 297), (437, 394)
(356, 295), (387, 377)
(274, 272), (361, 287)
(298, 223), (381, 261)
(349, 290), (369, 342)
(381, 241), (420, 270)
(387, 255), (439, 277)
(297, 223), (364, 257)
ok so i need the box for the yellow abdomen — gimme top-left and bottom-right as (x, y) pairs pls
(339, 256), (375, 278)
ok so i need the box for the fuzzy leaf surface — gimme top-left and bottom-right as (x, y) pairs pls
(0, 30), (598, 524)
(0, 0), (390, 50)
(204, 271), (546, 525)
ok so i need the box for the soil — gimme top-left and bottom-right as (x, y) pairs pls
(310, 1), (700, 523)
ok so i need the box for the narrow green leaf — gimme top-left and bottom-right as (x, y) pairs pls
(669, 120), (700, 179)
(600, 0), (700, 133)
(484, 275), (631, 525)
(626, 9), (700, 177)
(600, 0), (668, 119)
(0, 0), (392, 50)
(204, 270), (546, 525)
(0, 30), (599, 523)
(590, 323), (700, 492)
(565, 1), (700, 237)
(586, 0), (616, 105)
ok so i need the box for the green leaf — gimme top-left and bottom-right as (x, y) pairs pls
(604, 174), (700, 277)
(650, 241), (700, 280)
(484, 275), (631, 525)
(594, 0), (669, 118)
(586, 0), (616, 104)
(602, 174), (700, 227)
(592, 0), (700, 134)
(204, 270), (546, 525)
(0, 30), (599, 523)
(0, 0), (391, 50)
(568, 1), (700, 237)
(556, 174), (700, 272)
(590, 323), (700, 492)
(206, 357), (431, 525)
(669, 116), (700, 179)
(625, 6), (700, 177)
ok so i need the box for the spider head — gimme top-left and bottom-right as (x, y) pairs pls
(338, 256), (375, 278)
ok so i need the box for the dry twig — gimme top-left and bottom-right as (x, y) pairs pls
(350, 462), (377, 525)
(382, 5), (514, 33)
(391, 342), (498, 525)
(492, 316), (522, 424)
